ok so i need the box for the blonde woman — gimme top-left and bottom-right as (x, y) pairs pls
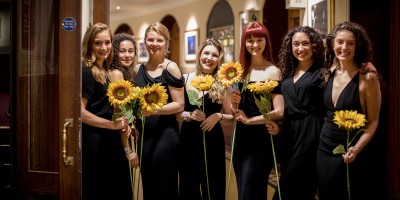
(81, 23), (132, 200)
(133, 22), (184, 199)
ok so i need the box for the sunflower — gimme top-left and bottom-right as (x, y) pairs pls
(191, 75), (215, 91)
(333, 110), (367, 130)
(217, 61), (243, 86)
(247, 80), (279, 93)
(107, 79), (137, 106)
(140, 83), (168, 112)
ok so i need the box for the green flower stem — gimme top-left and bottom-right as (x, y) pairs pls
(126, 138), (135, 200)
(201, 94), (211, 200)
(225, 109), (238, 200)
(203, 131), (211, 199)
(346, 129), (351, 200)
(270, 134), (281, 200)
(264, 113), (282, 200)
(137, 117), (145, 200)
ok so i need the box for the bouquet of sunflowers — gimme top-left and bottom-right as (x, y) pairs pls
(107, 80), (168, 200)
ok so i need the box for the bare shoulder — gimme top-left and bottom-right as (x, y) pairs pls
(266, 65), (281, 81)
(360, 62), (378, 82)
(108, 69), (124, 82)
(165, 61), (182, 78)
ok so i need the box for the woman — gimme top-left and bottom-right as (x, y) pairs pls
(133, 22), (184, 199)
(316, 21), (381, 200)
(231, 22), (284, 200)
(108, 32), (139, 169)
(179, 38), (233, 200)
(268, 26), (326, 200)
(81, 23), (132, 200)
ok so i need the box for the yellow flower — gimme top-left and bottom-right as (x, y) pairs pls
(217, 61), (243, 86)
(247, 80), (279, 93)
(140, 83), (168, 112)
(333, 110), (367, 130)
(191, 75), (215, 91)
(107, 79), (137, 106)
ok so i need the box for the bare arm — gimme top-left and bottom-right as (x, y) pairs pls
(142, 63), (184, 116)
(81, 98), (127, 130)
(344, 73), (381, 163)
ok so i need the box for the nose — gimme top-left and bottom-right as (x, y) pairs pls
(100, 43), (107, 50)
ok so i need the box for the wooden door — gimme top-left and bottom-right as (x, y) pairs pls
(15, 0), (81, 199)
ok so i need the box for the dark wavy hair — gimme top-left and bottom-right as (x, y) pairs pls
(239, 22), (274, 78)
(325, 21), (373, 69)
(109, 33), (137, 81)
(277, 26), (325, 81)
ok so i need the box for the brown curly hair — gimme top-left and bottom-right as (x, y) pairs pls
(109, 33), (138, 82)
(277, 26), (325, 81)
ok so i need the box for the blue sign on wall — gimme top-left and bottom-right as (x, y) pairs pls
(62, 17), (76, 31)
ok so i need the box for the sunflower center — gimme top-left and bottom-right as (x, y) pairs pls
(145, 92), (158, 104)
(344, 118), (357, 124)
(113, 87), (129, 100)
(226, 68), (237, 79)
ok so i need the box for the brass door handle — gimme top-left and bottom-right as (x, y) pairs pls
(62, 118), (74, 166)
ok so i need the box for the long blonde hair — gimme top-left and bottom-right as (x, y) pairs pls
(82, 23), (113, 84)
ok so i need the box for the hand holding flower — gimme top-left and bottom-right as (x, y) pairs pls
(233, 109), (250, 124)
(114, 117), (129, 130)
(127, 152), (139, 169)
(343, 146), (359, 164)
(230, 90), (241, 106)
(265, 121), (280, 136)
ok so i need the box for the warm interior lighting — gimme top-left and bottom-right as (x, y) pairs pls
(116, 6), (120, 10)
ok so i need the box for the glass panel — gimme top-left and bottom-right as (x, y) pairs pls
(20, 0), (58, 172)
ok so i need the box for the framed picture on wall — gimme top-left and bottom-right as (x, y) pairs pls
(138, 38), (148, 63)
(185, 29), (198, 61)
(308, 0), (333, 38)
(209, 25), (234, 63)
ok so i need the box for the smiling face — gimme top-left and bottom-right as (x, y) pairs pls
(292, 32), (313, 63)
(245, 36), (266, 56)
(199, 45), (220, 74)
(145, 31), (167, 56)
(333, 30), (356, 62)
(118, 40), (135, 68)
(92, 30), (112, 65)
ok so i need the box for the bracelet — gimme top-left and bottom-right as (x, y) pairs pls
(219, 113), (224, 121)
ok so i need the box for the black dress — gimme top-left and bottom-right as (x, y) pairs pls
(135, 63), (184, 199)
(233, 81), (281, 200)
(179, 74), (226, 200)
(317, 72), (369, 200)
(276, 64), (324, 200)
(81, 66), (132, 200)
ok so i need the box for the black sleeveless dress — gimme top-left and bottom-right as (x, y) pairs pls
(179, 74), (226, 200)
(81, 66), (132, 200)
(135, 63), (184, 199)
(233, 81), (281, 200)
(317, 72), (369, 200)
(276, 64), (324, 200)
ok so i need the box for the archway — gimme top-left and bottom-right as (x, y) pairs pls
(161, 15), (180, 66)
